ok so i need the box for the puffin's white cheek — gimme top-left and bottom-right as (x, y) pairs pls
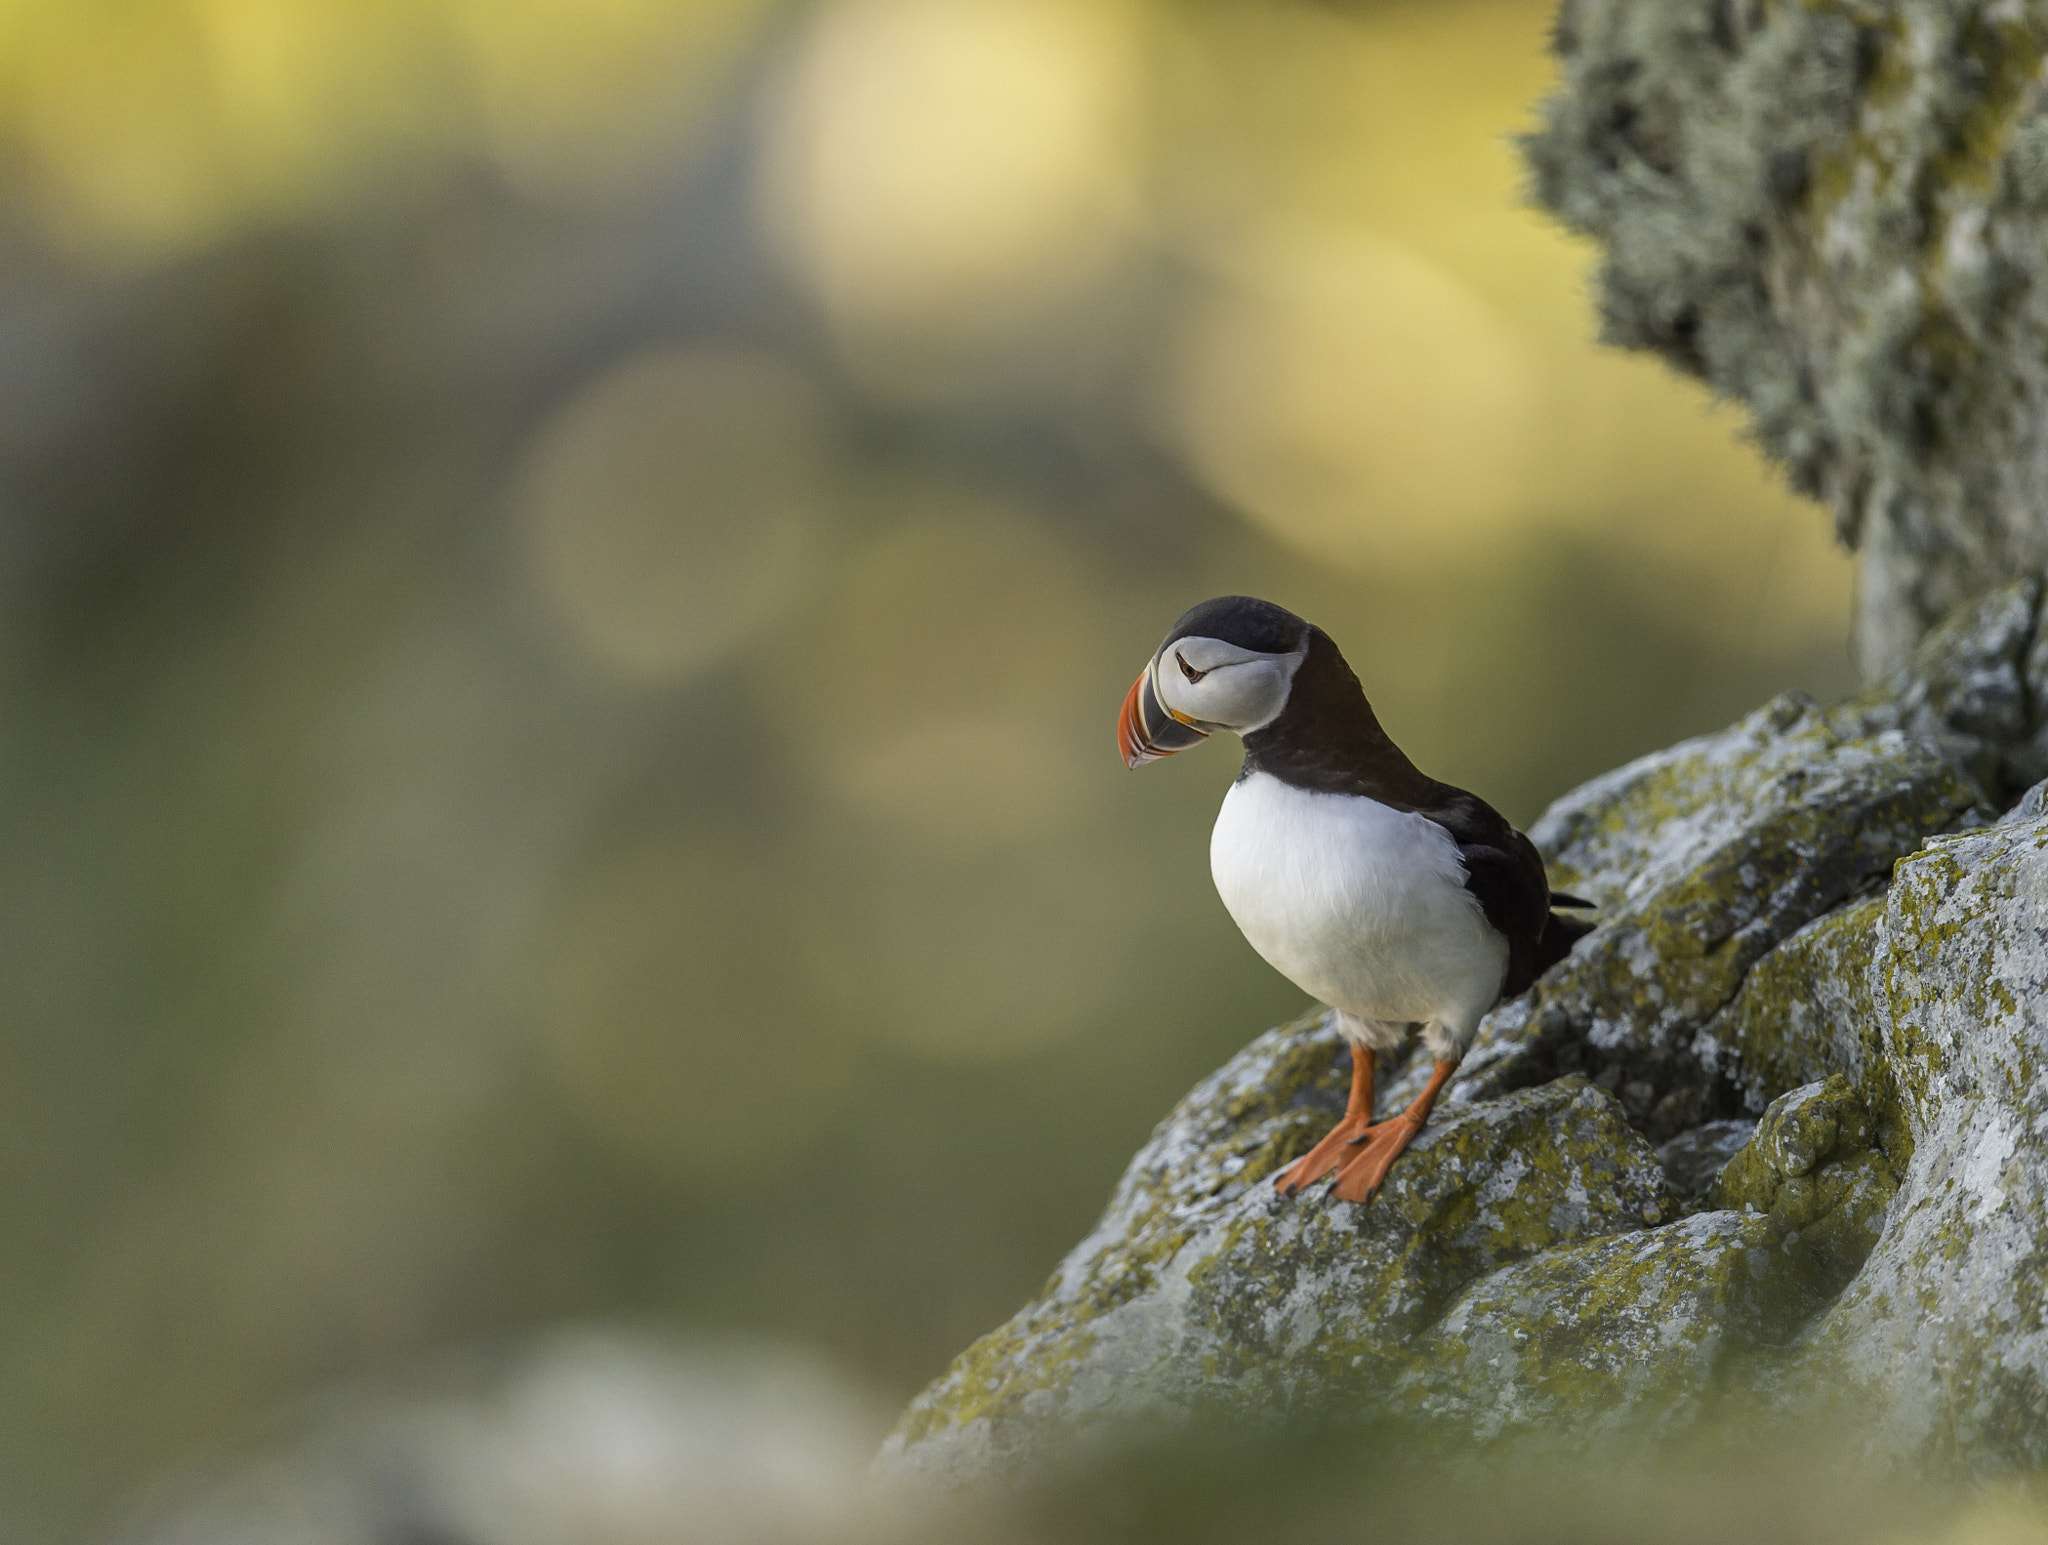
(1153, 661), (1198, 722)
(1198, 663), (1286, 731)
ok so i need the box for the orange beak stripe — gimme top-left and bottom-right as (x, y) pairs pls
(1118, 663), (1208, 768)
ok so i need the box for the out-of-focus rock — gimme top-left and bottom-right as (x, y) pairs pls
(881, 575), (2048, 1484)
(1523, 0), (2048, 676)
(113, 1332), (907, 1545)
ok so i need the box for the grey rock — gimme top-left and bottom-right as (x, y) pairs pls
(1656, 1119), (1756, 1206)
(1524, 0), (2048, 675)
(882, 573), (2048, 1485)
(1998, 778), (2048, 826)
(878, 1052), (1669, 1488)
(1831, 579), (2045, 796)
(1392, 584), (2027, 1134)
(1798, 809), (2048, 1466)
(1409, 1209), (1778, 1442)
(1707, 1079), (1900, 1336)
(114, 1332), (903, 1545)
(1693, 893), (1885, 1115)
(1757, 1081), (1844, 1179)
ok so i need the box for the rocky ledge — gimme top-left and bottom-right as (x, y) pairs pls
(880, 579), (2048, 1485)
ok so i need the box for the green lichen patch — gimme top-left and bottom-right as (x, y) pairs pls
(1715, 1076), (1882, 1208)
(881, 1070), (1668, 1484)
(1407, 1210), (1779, 1443)
(1178, 1079), (1671, 1410)
(1713, 1076), (1900, 1333)
(1877, 815), (2048, 1131)
(1439, 689), (1979, 1138)
(1795, 812), (2048, 1467)
(1694, 893), (1885, 1115)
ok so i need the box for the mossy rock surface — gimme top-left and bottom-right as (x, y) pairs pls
(1525, 0), (2048, 677)
(1695, 896), (1886, 1116)
(881, 581), (2048, 1486)
(879, 1048), (1669, 1486)
(1802, 808), (2048, 1467)
(1392, 588), (2030, 1139)
(1407, 1209), (1778, 1442)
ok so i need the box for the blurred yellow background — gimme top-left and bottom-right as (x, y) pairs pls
(0, 0), (1854, 1536)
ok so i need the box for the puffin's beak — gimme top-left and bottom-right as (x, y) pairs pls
(1118, 663), (1209, 768)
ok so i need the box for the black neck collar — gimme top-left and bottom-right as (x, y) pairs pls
(1240, 628), (1445, 810)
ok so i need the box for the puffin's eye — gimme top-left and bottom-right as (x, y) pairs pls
(1176, 651), (1208, 683)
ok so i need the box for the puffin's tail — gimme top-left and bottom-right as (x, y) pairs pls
(1534, 902), (1596, 977)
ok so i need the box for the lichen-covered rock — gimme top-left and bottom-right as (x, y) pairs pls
(1656, 1119), (1756, 1207)
(879, 1043), (1667, 1487)
(1799, 811), (2048, 1466)
(1731, 1077), (1869, 1187)
(1681, 587), (2046, 1117)
(1833, 579), (2047, 796)
(1412, 635), (2026, 1147)
(1524, 0), (2048, 674)
(1416, 582), (2034, 1138)
(1713, 1077), (1901, 1320)
(1171, 1078), (1670, 1398)
(1407, 1210), (1777, 1442)
(1694, 896), (1885, 1116)
(1437, 694), (1970, 1133)
(883, 581), (2048, 1487)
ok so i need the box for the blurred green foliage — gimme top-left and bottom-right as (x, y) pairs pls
(0, 0), (1857, 1538)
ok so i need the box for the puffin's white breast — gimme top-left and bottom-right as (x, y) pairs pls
(1209, 770), (1508, 1028)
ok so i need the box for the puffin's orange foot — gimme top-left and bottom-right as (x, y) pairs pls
(1273, 1112), (1376, 1196)
(1328, 1114), (1425, 1204)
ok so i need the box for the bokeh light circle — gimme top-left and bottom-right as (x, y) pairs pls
(764, 498), (1111, 851)
(517, 346), (828, 682)
(1164, 229), (1535, 570)
(758, 0), (1144, 380)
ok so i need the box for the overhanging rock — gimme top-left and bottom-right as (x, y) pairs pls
(1522, 0), (2048, 675)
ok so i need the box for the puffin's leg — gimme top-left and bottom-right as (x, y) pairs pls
(1328, 1057), (1457, 1205)
(1272, 1046), (1375, 1196)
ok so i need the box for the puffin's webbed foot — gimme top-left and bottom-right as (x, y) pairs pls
(1273, 1045), (1377, 1197)
(1328, 1114), (1424, 1203)
(1326, 1055), (1458, 1205)
(1273, 1112), (1375, 1195)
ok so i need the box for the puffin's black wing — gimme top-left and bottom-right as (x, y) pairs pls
(1455, 841), (1552, 999)
(1427, 797), (1590, 1000)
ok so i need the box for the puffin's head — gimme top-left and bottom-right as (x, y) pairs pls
(1118, 596), (1311, 768)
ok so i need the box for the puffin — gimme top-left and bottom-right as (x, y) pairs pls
(1117, 596), (1593, 1204)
